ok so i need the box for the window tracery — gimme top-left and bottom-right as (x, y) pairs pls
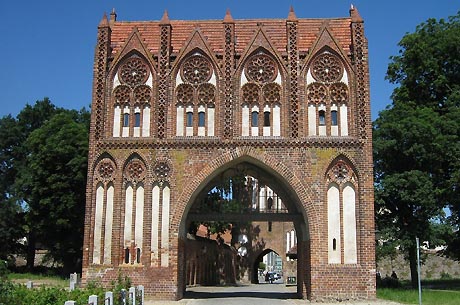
(306, 51), (349, 137)
(241, 53), (281, 137)
(175, 54), (216, 137)
(112, 56), (152, 138)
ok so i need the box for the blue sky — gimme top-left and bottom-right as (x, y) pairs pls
(0, 1), (458, 120)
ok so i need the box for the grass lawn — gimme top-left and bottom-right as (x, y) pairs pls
(378, 288), (460, 305)
(378, 279), (460, 305)
(8, 272), (68, 288)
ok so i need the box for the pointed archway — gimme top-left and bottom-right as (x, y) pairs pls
(177, 153), (312, 299)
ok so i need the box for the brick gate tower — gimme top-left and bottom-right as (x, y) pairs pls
(82, 6), (375, 301)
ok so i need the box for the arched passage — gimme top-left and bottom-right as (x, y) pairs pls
(176, 153), (313, 299)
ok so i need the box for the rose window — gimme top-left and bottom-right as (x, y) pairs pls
(181, 55), (212, 85)
(330, 83), (349, 103)
(311, 53), (343, 83)
(114, 85), (131, 103)
(176, 84), (194, 104)
(119, 57), (149, 87)
(327, 160), (356, 184)
(97, 160), (115, 180)
(242, 83), (260, 103)
(307, 83), (327, 103)
(134, 85), (152, 102)
(245, 54), (277, 84)
(262, 83), (281, 103)
(125, 160), (146, 181)
(197, 83), (216, 104)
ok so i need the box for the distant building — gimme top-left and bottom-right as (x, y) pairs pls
(82, 5), (375, 301)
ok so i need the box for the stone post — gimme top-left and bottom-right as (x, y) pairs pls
(137, 285), (145, 305)
(64, 301), (76, 305)
(88, 295), (98, 305)
(129, 286), (136, 305)
(26, 281), (33, 289)
(105, 291), (113, 305)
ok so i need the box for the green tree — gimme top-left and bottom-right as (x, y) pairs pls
(0, 115), (26, 262)
(374, 12), (460, 287)
(17, 110), (89, 274)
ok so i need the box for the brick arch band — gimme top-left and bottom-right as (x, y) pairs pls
(173, 147), (317, 239)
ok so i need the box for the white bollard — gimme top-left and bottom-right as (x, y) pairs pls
(137, 285), (144, 305)
(129, 286), (136, 305)
(64, 301), (76, 305)
(26, 281), (33, 289)
(105, 291), (113, 305)
(88, 294), (98, 305)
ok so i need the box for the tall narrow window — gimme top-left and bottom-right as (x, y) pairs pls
(134, 112), (141, 127)
(264, 111), (271, 126)
(331, 110), (338, 126)
(186, 112), (193, 127)
(251, 111), (258, 127)
(123, 113), (130, 127)
(319, 110), (326, 126)
(198, 111), (205, 127)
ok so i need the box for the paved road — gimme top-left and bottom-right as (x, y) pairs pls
(144, 281), (403, 305)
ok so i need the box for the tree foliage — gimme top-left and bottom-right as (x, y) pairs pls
(374, 12), (460, 286)
(0, 98), (89, 274)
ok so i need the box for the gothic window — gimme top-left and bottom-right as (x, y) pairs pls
(306, 51), (349, 136)
(241, 53), (281, 137)
(92, 159), (116, 265)
(326, 159), (358, 264)
(150, 161), (171, 267)
(122, 158), (146, 265)
(134, 112), (141, 127)
(123, 113), (129, 127)
(175, 54), (216, 137)
(331, 110), (338, 126)
(251, 111), (259, 127)
(264, 111), (270, 127)
(198, 111), (205, 127)
(186, 112), (193, 127)
(112, 56), (152, 138)
(319, 110), (326, 126)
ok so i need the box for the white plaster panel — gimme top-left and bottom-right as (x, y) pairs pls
(93, 184), (104, 264)
(207, 108), (215, 136)
(151, 185), (160, 262)
(142, 107), (150, 137)
(306, 69), (315, 85)
(340, 104), (348, 136)
(273, 105), (280, 136)
(113, 73), (121, 88)
(343, 184), (357, 264)
(240, 68), (248, 87)
(308, 105), (317, 136)
(328, 184), (341, 264)
(274, 71), (282, 85)
(263, 126), (270, 136)
(133, 127), (140, 137)
(103, 185), (114, 265)
(124, 185), (133, 246)
(340, 70), (349, 85)
(198, 127), (205, 136)
(113, 106), (121, 137)
(161, 186), (170, 267)
(209, 72), (216, 86)
(242, 105), (249, 136)
(176, 106), (184, 136)
(135, 186), (144, 252)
